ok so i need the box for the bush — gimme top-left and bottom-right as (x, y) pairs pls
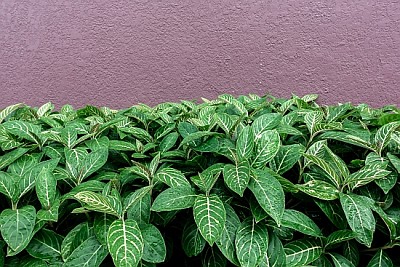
(0, 93), (399, 266)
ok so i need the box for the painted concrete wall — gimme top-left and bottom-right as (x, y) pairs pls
(0, 0), (399, 108)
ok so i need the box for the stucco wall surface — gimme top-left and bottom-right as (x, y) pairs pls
(0, 0), (399, 108)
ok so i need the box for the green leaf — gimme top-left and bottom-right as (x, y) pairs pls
(342, 241), (359, 266)
(281, 209), (322, 237)
(0, 103), (22, 123)
(236, 126), (254, 161)
(0, 148), (29, 170)
(339, 193), (376, 247)
(140, 224), (166, 263)
(181, 131), (221, 147)
(127, 193), (151, 225)
(297, 180), (339, 200)
(219, 94), (248, 116)
(252, 130), (280, 168)
(284, 238), (323, 267)
(94, 213), (116, 245)
(329, 252), (356, 267)
(315, 200), (347, 230)
(78, 148), (108, 182)
(325, 230), (357, 248)
(36, 168), (57, 210)
(320, 131), (375, 151)
(60, 223), (90, 261)
(202, 246), (227, 267)
(36, 102), (54, 117)
(0, 171), (17, 200)
(149, 153), (160, 176)
(0, 205), (36, 252)
(216, 113), (235, 134)
(64, 236), (108, 267)
(260, 232), (286, 267)
(109, 140), (137, 151)
(252, 113), (282, 138)
(388, 152), (400, 173)
(303, 154), (341, 188)
(304, 111), (324, 135)
(191, 164), (223, 194)
(123, 186), (153, 214)
(235, 218), (268, 267)
(270, 144), (305, 175)
(107, 219), (143, 267)
(3, 121), (42, 144)
(374, 121), (400, 155)
(182, 222), (206, 257)
(345, 168), (391, 191)
(159, 132), (179, 152)
(154, 168), (190, 188)
(248, 169), (285, 226)
(215, 204), (240, 266)
(367, 249), (393, 267)
(223, 161), (250, 197)
(151, 186), (197, 212)
(193, 194), (226, 246)
(61, 127), (78, 148)
(74, 191), (122, 218)
(26, 229), (63, 260)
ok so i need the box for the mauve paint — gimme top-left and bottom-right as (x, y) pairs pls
(0, 0), (399, 108)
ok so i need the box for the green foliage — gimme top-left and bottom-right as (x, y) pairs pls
(0, 93), (399, 266)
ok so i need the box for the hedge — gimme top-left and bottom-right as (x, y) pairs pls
(0, 93), (399, 266)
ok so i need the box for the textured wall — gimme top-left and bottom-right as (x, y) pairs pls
(0, 0), (399, 108)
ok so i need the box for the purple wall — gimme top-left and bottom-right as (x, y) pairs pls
(0, 0), (399, 108)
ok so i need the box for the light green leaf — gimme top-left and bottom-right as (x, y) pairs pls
(367, 249), (393, 267)
(235, 218), (268, 267)
(329, 252), (356, 267)
(64, 236), (108, 267)
(193, 194), (226, 246)
(3, 121), (42, 145)
(388, 152), (400, 173)
(270, 144), (305, 175)
(297, 180), (339, 200)
(154, 168), (190, 188)
(236, 126), (254, 161)
(223, 161), (250, 197)
(320, 131), (376, 152)
(107, 219), (143, 267)
(339, 193), (376, 247)
(36, 102), (54, 117)
(248, 169), (285, 226)
(374, 121), (400, 155)
(215, 204), (240, 266)
(151, 186), (197, 212)
(284, 238), (323, 267)
(26, 229), (63, 260)
(140, 224), (166, 263)
(281, 209), (322, 237)
(74, 191), (122, 218)
(325, 230), (357, 248)
(36, 168), (57, 210)
(252, 113), (282, 138)
(0, 205), (36, 252)
(182, 222), (206, 257)
(252, 130), (280, 168)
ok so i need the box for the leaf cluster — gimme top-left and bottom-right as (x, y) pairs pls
(0, 94), (399, 266)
